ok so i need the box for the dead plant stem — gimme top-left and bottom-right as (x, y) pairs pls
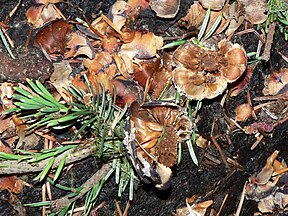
(51, 162), (112, 212)
(0, 143), (97, 175)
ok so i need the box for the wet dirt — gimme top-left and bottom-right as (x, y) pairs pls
(0, 0), (287, 216)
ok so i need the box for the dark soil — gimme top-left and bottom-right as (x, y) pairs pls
(0, 0), (287, 216)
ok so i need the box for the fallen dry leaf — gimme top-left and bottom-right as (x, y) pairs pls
(0, 83), (16, 136)
(102, 36), (119, 54)
(127, 0), (150, 9)
(110, 0), (131, 30)
(65, 32), (95, 59)
(120, 31), (163, 59)
(0, 176), (23, 194)
(110, 79), (143, 107)
(83, 52), (115, 76)
(0, 117), (12, 134)
(26, 4), (62, 29)
(0, 141), (23, 194)
(109, 0), (142, 36)
(35, 19), (73, 55)
(176, 195), (213, 216)
(258, 192), (288, 213)
(113, 53), (134, 79)
(199, 0), (225, 10)
(224, 1), (245, 36)
(179, 2), (229, 36)
(0, 140), (13, 153)
(50, 61), (73, 102)
(263, 68), (288, 95)
(15, 126), (40, 149)
(178, 2), (205, 30)
(195, 135), (208, 149)
(238, 0), (268, 24)
(0, 82), (14, 104)
(254, 151), (279, 185)
(149, 0), (180, 18)
(133, 58), (171, 99)
(245, 150), (288, 206)
(72, 48), (143, 107)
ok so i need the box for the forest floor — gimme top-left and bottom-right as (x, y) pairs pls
(0, 0), (287, 216)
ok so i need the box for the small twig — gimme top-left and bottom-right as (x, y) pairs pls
(209, 208), (217, 216)
(253, 92), (288, 101)
(210, 117), (216, 136)
(123, 200), (131, 216)
(68, 206), (85, 214)
(246, 90), (257, 120)
(46, 181), (52, 201)
(204, 152), (221, 165)
(51, 162), (112, 212)
(42, 138), (50, 215)
(226, 158), (243, 170)
(262, 22), (276, 62)
(234, 28), (265, 44)
(216, 193), (229, 216)
(46, 139), (53, 201)
(250, 134), (264, 150)
(253, 101), (277, 111)
(0, 22), (9, 28)
(220, 90), (229, 107)
(25, 27), (33, 48)
(42, 183), (46, 216)
(235, 181), (247, 216)
(52, 4), (66, 20)
(210, 136), (229, 168)
(34, 131), (56, 142)
(273, 115), (288, 129)
(224, 115), (244, 131)
(256, 39), (263, 58)
(8, 0), (22, 18)
(60, 140), (82, 145)
(0, 143), (97, 175)
(101, 14), (122, 36)
(109, 110), (121, 136)
(278, 51), (288, 63)
(115, 200), (123, 216)
(143, 76), (152, 103)
(89, 202), (106, 215)
(83, 15), (104, 38)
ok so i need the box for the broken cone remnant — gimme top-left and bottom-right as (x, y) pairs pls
(124, 102), (192, 189)
(172, 39), (247, 100)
